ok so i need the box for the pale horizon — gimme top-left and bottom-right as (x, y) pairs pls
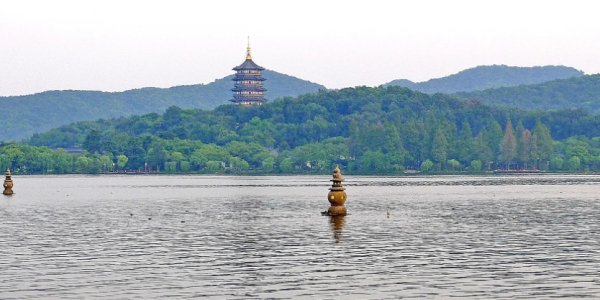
(1, 0), (600, 96)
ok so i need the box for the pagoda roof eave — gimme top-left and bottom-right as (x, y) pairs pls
(232, 59), (265, 71)
(232, 89), (267, 93)
(230, 99), (267, 103)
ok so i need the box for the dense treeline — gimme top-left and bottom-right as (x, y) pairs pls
(3, 86), (600, 174)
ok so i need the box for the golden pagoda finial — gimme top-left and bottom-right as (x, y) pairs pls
(3, 168), (14, 195)
(246, 36), (252, 60)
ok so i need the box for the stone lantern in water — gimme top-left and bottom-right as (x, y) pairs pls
(325, 165), (347, 216)
(3, 169), (14, 195)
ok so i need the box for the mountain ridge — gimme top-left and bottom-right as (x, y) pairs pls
(0, 70), (326, 141)
(453, 74), (600, 113)
(1, 64), (594, 143)
(385, 65), (584, 93)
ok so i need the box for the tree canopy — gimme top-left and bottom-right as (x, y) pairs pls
(1, 86), (598, 174)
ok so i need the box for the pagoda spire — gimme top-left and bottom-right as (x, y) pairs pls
(230, 38), (267, 106)
(246, 36), (252, 60)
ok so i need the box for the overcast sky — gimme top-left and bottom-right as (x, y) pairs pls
(1, 0), (599, 96)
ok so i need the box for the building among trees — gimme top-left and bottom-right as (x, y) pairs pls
(230, 39), (267, 106)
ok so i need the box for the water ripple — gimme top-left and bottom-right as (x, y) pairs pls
(0, 175), (599, 299)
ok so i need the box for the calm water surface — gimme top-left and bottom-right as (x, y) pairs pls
(1, 175), (599, 299)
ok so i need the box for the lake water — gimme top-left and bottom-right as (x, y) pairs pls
(1, 175), (599, 299)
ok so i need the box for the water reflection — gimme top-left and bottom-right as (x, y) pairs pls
(329, 215), (345, 242)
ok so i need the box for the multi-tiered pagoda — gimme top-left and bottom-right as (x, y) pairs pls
(230, 39), (267, 106)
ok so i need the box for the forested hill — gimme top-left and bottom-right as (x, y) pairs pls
(20, 86), (600, 174)
(454, 74), (600, 113)
(0, 70), (325, 142)
(385, 65), (583, 94)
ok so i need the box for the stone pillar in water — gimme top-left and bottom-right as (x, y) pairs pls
(326, 165), (347, 216)
(3, 169), (14, 195)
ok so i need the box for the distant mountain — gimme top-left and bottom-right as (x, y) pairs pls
(454, 74), (600, 113)
(0, 70), (325, 141)
(385, 65), (584, 93)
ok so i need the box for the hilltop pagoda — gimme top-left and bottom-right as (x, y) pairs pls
(230, 39), (267, 106)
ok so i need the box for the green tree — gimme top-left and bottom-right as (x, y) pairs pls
(99, 154), (113, 172)
(52, 149), (74, 173)
(83, 130), (102, 153)
(431, 128), (448, 169)
(170, 151), (185, 163)
(180, 161), (191, 172)
(76, 156), (92, 173)
(357, 150), (389, 174)
(205, 160), (223, 173)
(145, 142), (169, 171)
(238, 117), (277, 147)
(469, 160), (482, 172)
(164, 161), (177, 173)
(474, 131), (493, 169)
(279, 157), (294, 173)
(228, 157), (250, 172)
(500, 119), (517, 168)
(566, 156), (581, 171)
(518, 128), (532, 168)
(117, 154), (129, 170)
(457, 120), (474, 163)
(487, 120), (504, 158)
(189, 144), (229, 170)
(401, 119), (429, 167)
(447, 159), (461, 171)
(261, 157), (275, 172)
(550, 156), (564, 171)
(564, 137), (591, 164)
(420, 159), (434, 173)
(532, 119), (554, 169)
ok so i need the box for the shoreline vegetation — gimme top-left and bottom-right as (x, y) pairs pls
(2, 87), (600, 175)
(6, 169), (600, 176)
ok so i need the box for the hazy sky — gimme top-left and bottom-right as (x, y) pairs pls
(1, 0), (599, 96)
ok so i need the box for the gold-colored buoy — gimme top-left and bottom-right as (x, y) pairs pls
(325, 165), (347, 216)
(3, 169), (14, 195)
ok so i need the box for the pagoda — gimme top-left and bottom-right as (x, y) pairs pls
(230, 38), (267, 106)
(3, 169), (14, 195)
(325, 165), (347, 216)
